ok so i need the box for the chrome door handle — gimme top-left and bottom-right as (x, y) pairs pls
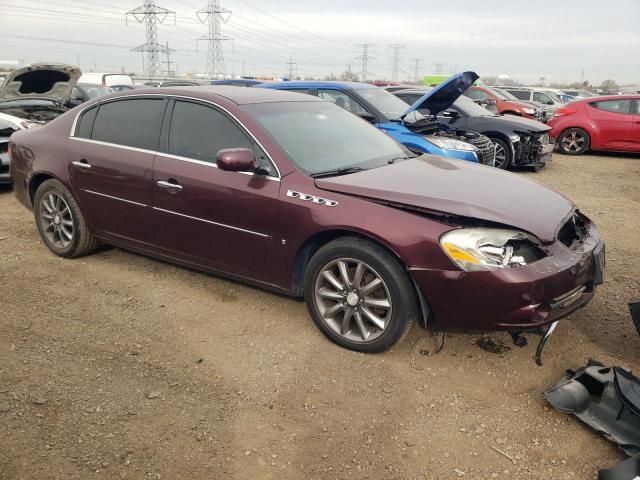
(157, 180), (183, 193)
(72, 160), (91, 170)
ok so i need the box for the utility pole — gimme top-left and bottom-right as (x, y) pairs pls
(539, 76), (546, 87)
(126, 0), (175, 77)
(355, 43), (375, 82)
(389, 44), (407, 82)
(411, 58), (421, 83)
(433, 62), (443, 75)
(197, 0), (232, 79)
(286, 58), (297, 79)
(163, 41), (175, 76)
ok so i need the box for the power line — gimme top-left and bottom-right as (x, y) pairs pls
(389, 44), (407, 82)
(126, 0), (176, 77)
(355, 44), (375, 82)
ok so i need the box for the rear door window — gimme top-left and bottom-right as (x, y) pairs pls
(508, 90), (530, 101)
(590, 99), (632, 115)
(317, 89), (367, 114)
(91, 98), (165, 150)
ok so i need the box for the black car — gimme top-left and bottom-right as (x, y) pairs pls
(393, 89), (554, 170)
(68, 83), (113, 107)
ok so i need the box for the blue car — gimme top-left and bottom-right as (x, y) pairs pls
(256, 72), (495, 165)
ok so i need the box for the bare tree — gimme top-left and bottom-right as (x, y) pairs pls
(599, 79), (619, 93)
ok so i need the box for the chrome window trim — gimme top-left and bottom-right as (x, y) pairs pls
(152, 207), (270, 238)
(70, 137), (157, 156)
(83, 189), (148, 207)
(68, 93), (282, 180)
(156, 152), (280, 182)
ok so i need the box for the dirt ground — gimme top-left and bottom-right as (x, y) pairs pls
(1, 152), (639, 480)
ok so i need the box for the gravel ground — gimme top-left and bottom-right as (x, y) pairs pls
(1, 152), (639, 480)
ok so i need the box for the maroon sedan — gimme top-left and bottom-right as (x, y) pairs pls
(548, 95), (640, 155)
(9, 87), (604, 353)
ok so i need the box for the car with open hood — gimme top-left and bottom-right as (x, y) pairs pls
(0, 63), (81, 183)
(393, 88), (553, 170)
(9, 86), (604, 353)
(257, 74), (496, 166)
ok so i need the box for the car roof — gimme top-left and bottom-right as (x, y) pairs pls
(104, 85), (324, 105)
(568, 94), (640, 102)
(259, 81), (376, 90)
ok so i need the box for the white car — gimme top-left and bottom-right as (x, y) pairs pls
(78, 72), (135, 89)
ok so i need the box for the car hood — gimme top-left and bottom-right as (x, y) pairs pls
(0, 63), (81, 104)
(474, 114), (550, 132)
(315, 156), (572, 243)
(402, 71), (479, 119)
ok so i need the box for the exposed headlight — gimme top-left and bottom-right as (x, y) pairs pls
(524, 108), (536, 115)
(509, 134), (520, 143)
(439, 228), (545, 272)
(425, 135), (478, 152)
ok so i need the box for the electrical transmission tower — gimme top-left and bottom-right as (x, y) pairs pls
(197, 0), (232, 78)
(286, 58), (297, 79)
(389, 44), (407, 82)
(126, 0), (175, 77)
(355, 44), (375, 82)
(412, 58), (422, 83)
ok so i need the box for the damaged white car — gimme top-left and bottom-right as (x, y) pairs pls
(0, 63), (81, 184)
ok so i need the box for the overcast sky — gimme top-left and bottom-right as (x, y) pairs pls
(1, 0), (638, 85)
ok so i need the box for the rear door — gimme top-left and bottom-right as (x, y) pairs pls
(151, 98), (281, 282)
(585, 99), (634, 149)
(67, 97), (166, 245)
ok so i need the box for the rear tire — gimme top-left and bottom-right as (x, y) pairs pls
(557, 128), (590, 155)
(489, 137), (512, 169)
(34, 179), (98, 258)
(304, 237), (417, 353)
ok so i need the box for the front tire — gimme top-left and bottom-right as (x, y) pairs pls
(34, 179), (98, 258)
(557, 128), (590, 155)
(304, 237), (417, 353)
(490, 137), (512, 169)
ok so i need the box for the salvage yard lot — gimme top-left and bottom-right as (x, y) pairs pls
(1, 153), (639, 480)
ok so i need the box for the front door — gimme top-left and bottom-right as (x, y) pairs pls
(586, 99), (633, 150)
(151, 99), (281, 283)
(67, 97), (166, 245)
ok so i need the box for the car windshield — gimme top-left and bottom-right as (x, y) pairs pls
(352, 87), (425, 121)
(542, 90), (563, 103)
(81, 85), (112, 99)
(243, 101), (409, 175)
(490, 88), (519, 101)
(453, 96), (496, 116)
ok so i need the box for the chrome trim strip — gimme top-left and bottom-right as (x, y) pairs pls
(83, 189), (147, 207)
(152, 207), (270, 238)
(550, 285), (586, 310)
(68, 93), (281, 180)
(70, 137), (158, 156)
(156, 152), (280, 182)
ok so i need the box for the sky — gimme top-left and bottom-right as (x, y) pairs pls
(1, 0), (638, 85)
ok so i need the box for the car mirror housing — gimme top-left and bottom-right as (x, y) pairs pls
(216, 148), (257, 172)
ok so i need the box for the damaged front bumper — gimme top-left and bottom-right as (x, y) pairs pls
(410, 219), (602, 332)
(512, 132), (554, 168)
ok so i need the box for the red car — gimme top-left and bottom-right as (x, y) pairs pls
(465, 85), (541, 120)
(9, 87), (604, 354)
(549, 95), (640, 155)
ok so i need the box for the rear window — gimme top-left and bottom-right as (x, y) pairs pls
(508, 90), (530, 101)
(91, 98), (164, 150)
(589, 99), (632, 114)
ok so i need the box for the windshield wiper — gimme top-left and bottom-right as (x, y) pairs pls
(310, 166), (365, 178)
(387, 155), (415, 164)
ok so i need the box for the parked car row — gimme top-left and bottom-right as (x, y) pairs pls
(8, 84), (605, 353)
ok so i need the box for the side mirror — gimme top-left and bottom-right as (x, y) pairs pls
(441, 110), (459, 118)
(355, 111), (376, 123)
(216, 148), (256, 172)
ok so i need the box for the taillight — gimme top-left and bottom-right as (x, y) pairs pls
(553, 106), (576, 118)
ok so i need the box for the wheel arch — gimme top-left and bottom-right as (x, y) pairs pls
(28, 172), (59, 206)
(290, 229), (431, 328)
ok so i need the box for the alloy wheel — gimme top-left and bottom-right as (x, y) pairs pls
(314, 258), (393, 343)
(561, 130), (587, 153)
(39, 192), (74, 249)
(494, 143), (507, 168)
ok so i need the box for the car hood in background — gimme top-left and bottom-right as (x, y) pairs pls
(468, 112), (551, 132)
(402, 71), (479, 119)
(315, 156), (572, 243)
(0, 63), (82, 105)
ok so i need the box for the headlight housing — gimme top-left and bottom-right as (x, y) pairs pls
(509, 134), (520, 143)
(425, 135), (478, 152)
(440, 228), (545, 272)
(523, 108), (536, 115)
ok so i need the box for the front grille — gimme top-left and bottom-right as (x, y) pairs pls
(558, 212), (588, 248)
(467, 135), (495, 166)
